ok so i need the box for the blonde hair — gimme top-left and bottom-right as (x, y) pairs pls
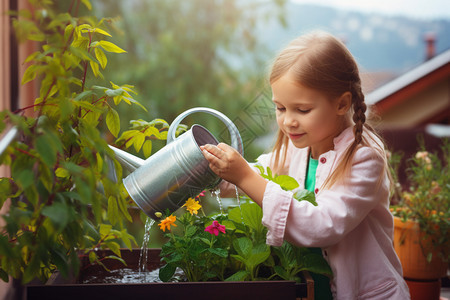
(269, 31), (388, 189)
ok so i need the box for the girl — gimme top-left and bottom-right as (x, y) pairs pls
(201, 31), (410, 299)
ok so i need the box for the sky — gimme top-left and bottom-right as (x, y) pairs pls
(291, 0), (450, 20)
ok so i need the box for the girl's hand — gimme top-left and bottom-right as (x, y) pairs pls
(200, 143), (251, 186)
(201, 143), (268, 206)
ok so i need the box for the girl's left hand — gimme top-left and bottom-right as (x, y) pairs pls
(201, 143), (252, 186)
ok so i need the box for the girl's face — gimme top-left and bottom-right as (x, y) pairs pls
(271, 72), (349, 158)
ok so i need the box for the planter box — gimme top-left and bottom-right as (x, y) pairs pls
(26, 249), (314, 300)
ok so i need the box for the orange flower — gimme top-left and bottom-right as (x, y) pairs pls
(158, 215), (177, 232)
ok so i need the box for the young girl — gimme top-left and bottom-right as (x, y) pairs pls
(201, 31), (410, 299)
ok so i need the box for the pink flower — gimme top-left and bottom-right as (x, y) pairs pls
(196, 190), (206, 199)
(205, 220), (226, 236)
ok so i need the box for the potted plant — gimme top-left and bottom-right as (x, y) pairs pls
(157, 183), (331, 284)
(389, 138), (449, 299)
(0, 0), (167, 289)
(31, 171), (330, 300)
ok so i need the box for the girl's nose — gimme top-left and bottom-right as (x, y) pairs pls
(283, 112), (298, 127)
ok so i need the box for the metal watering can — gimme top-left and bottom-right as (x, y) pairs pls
(109, 107), (243, 220)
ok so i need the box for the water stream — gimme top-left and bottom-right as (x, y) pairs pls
(234, 185), (245, 223)
(138, 217), (155, 278)
(211, 188), (223, 214)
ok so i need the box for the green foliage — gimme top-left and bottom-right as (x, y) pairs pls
(92, 0), (287, 162)
(390, 138), (449, 262)
(158, 171), (332, 283)
(255, 165), (317, 206)
(0, 0), (169, 283)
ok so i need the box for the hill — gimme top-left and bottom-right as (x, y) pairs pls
(258, 3), (450, 73)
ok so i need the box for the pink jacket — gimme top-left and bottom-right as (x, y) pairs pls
(257, 127), (410, 300)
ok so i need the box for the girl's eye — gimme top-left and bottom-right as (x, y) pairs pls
(276, 107), (285, 112)
(298, 108), (311, 113)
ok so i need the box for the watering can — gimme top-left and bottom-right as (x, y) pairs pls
(109, 107), (243, 220)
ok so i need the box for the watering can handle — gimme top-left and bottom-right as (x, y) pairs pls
(167, 107), (244, 156)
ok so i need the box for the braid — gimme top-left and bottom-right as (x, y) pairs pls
(351, 83), (367, 145)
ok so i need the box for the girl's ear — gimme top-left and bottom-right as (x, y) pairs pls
(335, 91), (352, 115)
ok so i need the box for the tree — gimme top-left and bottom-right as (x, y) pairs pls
(94, 0), (286, 159)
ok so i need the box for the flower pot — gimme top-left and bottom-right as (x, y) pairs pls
(25, 249), (314, 300)
(405, 278), (441, 300)
(393, 217), (448, 280)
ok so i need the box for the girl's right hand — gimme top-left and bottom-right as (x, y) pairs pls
(200, 143), (250, 185)
(201, 143), (268, 206)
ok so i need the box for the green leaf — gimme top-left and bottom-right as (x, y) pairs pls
(105, 241), (121, 257)
(144, 126), (160, 138)
(92, 28), (110, 37)
(99, 224), (112, 238)
(233, 237), (252, 258)
(274, 175), (299, 191)
(303, 253), (333, 276)
(22, 253), (41, 284)
(185, 225), (197, 238)
(15, 169), (34, 189)
(0, 268), (9, 283)
(159, 263), (176, 282)
(207, 247), (228, 258)
(133, 133), (145, 152)
(107, 196), (119, 226)
(293, 189), (318, 206)
(225, 270), (249, 282)
(106, 108), (120, 137)
(81, 0), (92, 10)
(50, 249), (69, 278)
(273, 265), (289, 280)
(142, 140), (152, 157)
(247, 243), (271, 269)
(118, 197), (132, 223)
(88, 251), (97, 264)
(104, 255), (126, 266)
(90, 61), (101, 78)
(64, 23), (74, 42)
(105, 88), (123, 97)
(21, 64), (37, 84)
(98, 41), (126, 53)
(231, 203), (265, 234)
(42, 202), (69, 231)
(35, 135), (57, 167)
(94, 47), (107, 69)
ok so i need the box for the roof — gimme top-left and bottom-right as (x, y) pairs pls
(366, 48), (450, 106)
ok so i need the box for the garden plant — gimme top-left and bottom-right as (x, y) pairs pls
(158, 167), (332, 283)
(0, 0), (168, 284)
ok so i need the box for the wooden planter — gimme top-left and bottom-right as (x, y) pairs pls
(25, 249), (314, 300)
(393, 216), (448, 280)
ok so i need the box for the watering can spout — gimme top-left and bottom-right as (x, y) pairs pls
(108, 145), (145, 172)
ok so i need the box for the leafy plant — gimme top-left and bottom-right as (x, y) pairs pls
(158, 169), (332, 283)
(390, 137), (449, 262)
(0, 0), (168, 284)
(255, 165), (317, 206)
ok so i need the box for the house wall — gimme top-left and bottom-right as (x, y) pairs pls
(377, 77), (450, 129)
(1, 0), (36, 296)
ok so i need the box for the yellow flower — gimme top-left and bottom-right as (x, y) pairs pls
(158, 215), (177, 232)
(182, 198), (202, 215)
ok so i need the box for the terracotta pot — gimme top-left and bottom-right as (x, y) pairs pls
(393, 217), (448, 280)
(405, 278), (441, 300)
